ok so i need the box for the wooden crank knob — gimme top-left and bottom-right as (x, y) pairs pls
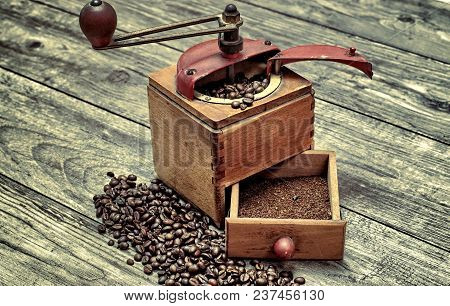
(273, 236), (295, 260)
(79, 0), (117, 48)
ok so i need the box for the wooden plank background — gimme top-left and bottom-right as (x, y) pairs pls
(0, 0), (449, 285)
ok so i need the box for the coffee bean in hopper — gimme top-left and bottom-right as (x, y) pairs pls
(92, 172), (306, 286)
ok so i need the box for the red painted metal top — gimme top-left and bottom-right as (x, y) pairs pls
(177, 38), (280, 99)
(266, 45), (373, 79)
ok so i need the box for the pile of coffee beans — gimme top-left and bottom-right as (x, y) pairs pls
(93, 172), (306, 286)
(197, 72), (270, 110)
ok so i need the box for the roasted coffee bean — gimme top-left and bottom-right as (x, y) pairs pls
(158, 276), (167, 285)
(119, 242), (129, 250)
(255, 278), (268, 286)
(294, 277), (306, 285)
(244, 93), (254, 100)
(169, 264), (178, 274)
(280, 271), (293, 280)
(231, 100), (241, 109)
(127, 259), (134, 266)
(240, 273), (250, 283)
(255, 86), (265, 93)
(134, 253), (143, 262)
(107, 239), (115, 246)
(208, 278), (218, 286)
(141, 256), (150, 265)
(188, 278), (200, 286)
(188, 264), (199, 274)
(240, 103), (247, 110)
(243, 98), (253, 106)
(97, 224), (106, 234)
(143, 265), (153, 275)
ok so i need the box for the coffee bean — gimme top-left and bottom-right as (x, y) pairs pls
(107, 239), (114, 246)
(127, 259), (134, 266)
(240, 273), (250, 283)
(134, 253), (143, 262)
(119, 242), (129, 250)
(107, 171), (115, 178)
(97, 224), (106, 234)
(188, 264), (199, 274)
(280, 271), (293, 280)
(255, 86), (265, 93)
(231, 100), (241, 109)
(208, 278), (218, 286)
(244, 93), (254, 99)
(169, 264), (178, 274)
(188, 278), (200, 286)
(294, 277), (306, 285)
(243, 98), (253, 106)
(181, 278), (189, 286)
(240, 103), (247, 110)
(255, 278), (268, 286)
(143, 265), (153, 275)
(158, 276), (167, 285)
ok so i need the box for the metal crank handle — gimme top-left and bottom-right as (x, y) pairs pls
(95, 25), (238, 50)
(79, 0), (244, 53)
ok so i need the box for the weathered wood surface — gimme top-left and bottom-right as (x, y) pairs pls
(241, 0), (450, 63)
(1, 26), (449, 248)
(0, 175), (154, 286)
(0, 0), (449, 286)
(0, 0), (448, 144)
(1, 167), (449, 285)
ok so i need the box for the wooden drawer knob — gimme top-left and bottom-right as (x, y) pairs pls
(273, 236), (295, 260)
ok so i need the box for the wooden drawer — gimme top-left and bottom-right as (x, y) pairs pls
(225, 150), (346, 260)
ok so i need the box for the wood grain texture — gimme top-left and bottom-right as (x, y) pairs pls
(0, 61), (448, 285)
(12, 0), (448, 143)
(217, 93), (314, 187)
(1, 173), (449, 285)
(148, 83), (223, 226)
(0, 0), (448, 286)
(0, 67), (155, 220)
(1, 39), (449, 250)
(241, 0), (450, 64)
(0, 174), (155, 285)
(227, 218), (346, 260)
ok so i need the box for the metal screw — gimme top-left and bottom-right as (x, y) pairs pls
(186, 69), (197, 75)
(264, 40), (272, 45)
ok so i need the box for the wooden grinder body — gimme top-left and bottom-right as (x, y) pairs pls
(148, 64), (315, 227)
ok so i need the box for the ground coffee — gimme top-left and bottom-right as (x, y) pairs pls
(239, 176), (331, 220)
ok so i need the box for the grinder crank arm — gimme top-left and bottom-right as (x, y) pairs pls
(95, 24), (239, 50)
(267, 45), (373, 79)
(80, 0), (244, 53)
